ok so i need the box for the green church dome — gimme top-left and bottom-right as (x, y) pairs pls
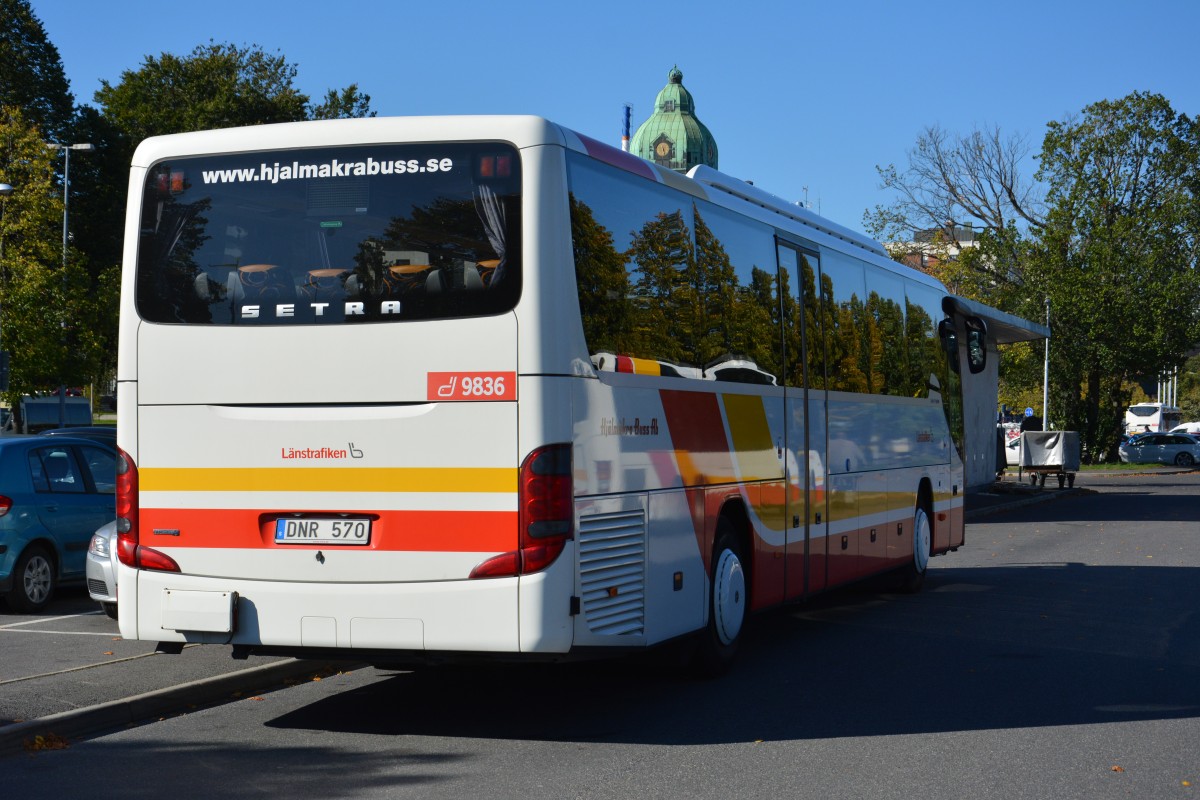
(630, 66), (718, 172)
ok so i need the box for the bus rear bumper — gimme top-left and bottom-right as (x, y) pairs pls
(129, 568), (573, 655)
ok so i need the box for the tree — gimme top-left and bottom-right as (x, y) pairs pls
(310, 84), (374, 120)
(0, 0), (73, 142)
(0, 106), (118, 410)
(865, 123), (1045, 258)
(871, 93), (1200, 462)
(95, 41), (373, 143)
(1, 0), (125, 327)
(1, 2), (121, 409)
(1178, 353), (1200, 422)
(1030, 92), (1200, 460)
(96, 42), (307, 143)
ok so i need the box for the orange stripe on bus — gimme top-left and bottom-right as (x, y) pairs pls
(659, 389), (734, 484)
(140, 467), (516, 493)
(140, 508), (516, 552)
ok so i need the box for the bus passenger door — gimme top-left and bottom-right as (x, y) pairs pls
(777, 242), (827, 599)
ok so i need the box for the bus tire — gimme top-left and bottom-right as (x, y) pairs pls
(9, 544), (56, 613)
(897, 500), (932, 594)
(693, 518), (747, 677)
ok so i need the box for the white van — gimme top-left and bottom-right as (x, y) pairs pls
(1169, 422), (1200, 435)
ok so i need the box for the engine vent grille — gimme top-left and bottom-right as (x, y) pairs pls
(578, 509), (647, 636)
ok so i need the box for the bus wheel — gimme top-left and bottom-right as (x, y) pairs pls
(693, 518), (747, 677)
(897, 504), (932, 594)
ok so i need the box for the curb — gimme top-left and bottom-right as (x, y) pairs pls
(1071, 467), (1196, 478)
(0, 658), (343, 758)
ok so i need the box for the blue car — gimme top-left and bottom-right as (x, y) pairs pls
(40, 426), (118, 446)
(0, 436), (117, 612)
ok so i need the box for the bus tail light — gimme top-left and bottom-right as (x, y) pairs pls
(116, 449), (180, 573)
(470, 444), (573, 579)
(115, 449), (138, 566)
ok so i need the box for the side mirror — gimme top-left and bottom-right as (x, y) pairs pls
(938, 319), (960, 374)
(965, 316), (987, 374)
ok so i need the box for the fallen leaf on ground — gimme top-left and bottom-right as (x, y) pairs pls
(24, 733), (69, 751)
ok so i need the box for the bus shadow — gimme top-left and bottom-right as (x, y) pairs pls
(266, 562), (1200, 744)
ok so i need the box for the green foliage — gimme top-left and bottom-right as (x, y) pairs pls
(95, 41), (309, 143)
(95, 41), (377, 145)
(2, 1), (124, 321)
(1180, 354), (1200, 421)
(875, 92), (1200, 463)
(0, 107), (118, 403)
(1029, 92), (1200, 460)
(310, 84), (375, 120)
(0, 0), (73, 141)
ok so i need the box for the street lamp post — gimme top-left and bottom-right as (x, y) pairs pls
(1042, 297), (1050, 428)
(49, 143), (94, 428)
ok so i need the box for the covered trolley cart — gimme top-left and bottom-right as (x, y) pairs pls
(1019, 431), (1081, 488)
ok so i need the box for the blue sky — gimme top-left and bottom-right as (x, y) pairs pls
(29, 0), (1200, 232)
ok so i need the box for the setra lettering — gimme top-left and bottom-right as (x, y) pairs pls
(238, 301), (402, 320)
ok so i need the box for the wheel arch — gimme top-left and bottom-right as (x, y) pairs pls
(916, 475), (936, 553)
(18, 537), (60, 573)
(714, 495), (753, 604)
(916, 476), (934, 518)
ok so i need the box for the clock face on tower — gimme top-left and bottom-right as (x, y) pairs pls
(655, 141), (671, 158)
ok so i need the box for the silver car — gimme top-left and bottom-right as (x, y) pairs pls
(1004, 435), (1021, 466)
(86, 520), (118, 619)
(1118, 433), (1200, 466)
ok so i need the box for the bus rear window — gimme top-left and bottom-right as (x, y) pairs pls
(135, 143), (521, 325)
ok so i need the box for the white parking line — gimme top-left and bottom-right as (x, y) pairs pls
(0, 612), (102, 629)
(0, 628), (118, 636)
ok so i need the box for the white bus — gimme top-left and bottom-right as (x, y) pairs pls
(1125, 402), (1182, 435)
(115, 116), (978, 671)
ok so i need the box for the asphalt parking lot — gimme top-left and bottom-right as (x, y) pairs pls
(0, 468), (1179, 757)
(0, 589), (340, 755)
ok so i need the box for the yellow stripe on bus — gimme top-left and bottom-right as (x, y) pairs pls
(140, 467), (517, 493)
(722, 393), (778, 481)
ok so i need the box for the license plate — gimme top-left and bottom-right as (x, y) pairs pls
(275, 517), (371, 546)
